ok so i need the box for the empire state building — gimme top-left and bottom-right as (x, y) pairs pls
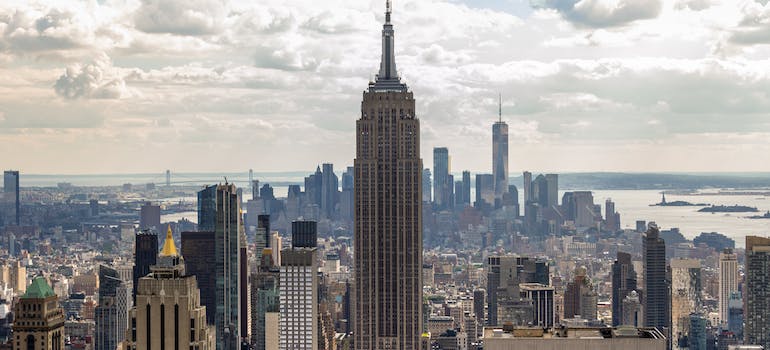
(354, 1), (423, 349)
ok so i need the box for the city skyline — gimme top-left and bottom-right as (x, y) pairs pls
(2, 0), (770, 173)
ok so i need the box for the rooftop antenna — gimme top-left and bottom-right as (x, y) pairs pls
(224, 176), (228, 185)
(499, 93), (502, 123)
(386, 0), (392, 23)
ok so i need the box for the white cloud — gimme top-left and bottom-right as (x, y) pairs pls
(54, 53), (127, 99)
(531, 0), (663, 28)
(133, 0), (228, 36)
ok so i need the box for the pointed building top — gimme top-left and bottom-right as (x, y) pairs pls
(499, 93), (502, 123)
(160, 226), (178, 257)
(371, 0), (407, 92)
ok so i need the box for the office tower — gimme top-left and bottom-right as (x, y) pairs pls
(257, 215), (270, 248)
(545, 174), (558, 208)
(249, 169), (253, 184)
(643, 223), (670, 340)
(251, 251), (280, 350)
(563, 267), (598, 321)
(321, 163), (339, 219)
(198, 184), (242, 349)
(636, 220), (647, 233)
(181, 231), (216, 325)
(473, 289), (485, 325)
(520, 283), (555, 328)
(12, 277), (65, 350)
(493, 99), (509, 207)
(125, 229), (215, 350)
(240, 233), (249, 344)
(689, 314), (707, 350)
(422, 169), (432, 202)
(95, 265), (131, 350)
(433, 147), (450, 209)
(522, 171), (532, 204)
(291, 221), (317, 248)
(9, 260), (26, 294)
(133, 230), (158, 302)
(271, 232), (282, 267)
(249, 180), (260, 202)
(355, 1), (423, 348)
(719, 248), (738, 326)
(604, 199), (621, 232)
(612, 252), (637, 326)
(461, 171), (471, 206)
(139, 202), (161, 231)
(563, 191), (597, 228)
(3, 170), (19, 226)
(454, 181), (464, 207)
(486, 256), (520, 326)
(475, 174), (494, 208)
(670, 258), (701, 347)
(341, 166), (355, 222)
(305, 166), (323, 208)
(727, 291), (743, 339)
(279, 247), (318, 349)
(745, 235), (770, 348)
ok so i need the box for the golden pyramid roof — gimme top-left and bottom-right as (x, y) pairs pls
(160, 226), (179, 257)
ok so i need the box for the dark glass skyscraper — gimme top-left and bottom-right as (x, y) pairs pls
(291, 221), (317, 248)
(3, 170), (19, 225)
(492, 101), (508, 206)
(433, 147), (450, 209)
(181, 231), (216, 325)
(643, 223), (670, 341)
(133, 230), (158, 302)
(355, 1), (423, 348)
(198, 184), (242, 350)
(745, 235), (770, 348)
(612, 251), (637, 326)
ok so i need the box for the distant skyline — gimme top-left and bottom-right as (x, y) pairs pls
(2, 0), (770, 173)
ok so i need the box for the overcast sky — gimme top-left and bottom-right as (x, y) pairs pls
(1, 0), (770, 174)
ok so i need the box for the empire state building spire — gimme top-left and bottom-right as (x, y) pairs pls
(372, 0), (406, 91)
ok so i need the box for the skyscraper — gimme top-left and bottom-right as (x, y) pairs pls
(492, 98), (508, 207)
(95, 265), (131, 350)
(433, 147), (450, 209)
(125, 229), (215, 350)
(522, 171), (532, 205)
(355, 1), (423, 348)
(321, 163), (339, 219)
(139, 202), (161, 232)
(279, 223), (319, 350)
(719, 248), (738, 326)
(251, 251), (280, 350)
(475, 174), (494, 209)
(461, 171), (471, 206)
(612, 252), (637, 326)
(670, 258), (701, 348)
(563, 267), (597, 321)
(12, 277), (65, 350)
(181, 231), (216, 325)
(643, 223), (670, 341)
(745, 235), (770, 348)
(198, 184), (242, 350)
(133, 230), (158, 303)
(4, 170), (19, 226)
(422, 169), (432, 203)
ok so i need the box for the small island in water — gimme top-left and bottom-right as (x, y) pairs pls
(650, 193), (709, 207)
(698, 205), (759, 213)
(748, 211), (770, 219)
